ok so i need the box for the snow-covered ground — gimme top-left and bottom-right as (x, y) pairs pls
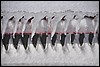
(1, 42), (99, 66)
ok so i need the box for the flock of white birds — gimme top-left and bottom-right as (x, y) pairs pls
(1, 1), (99, 66)
(1, 11), (99, 66)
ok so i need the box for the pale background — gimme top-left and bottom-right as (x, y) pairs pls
(1, 1), (99, 12)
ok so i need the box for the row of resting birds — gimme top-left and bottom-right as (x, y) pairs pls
(1, 10), (99, 52)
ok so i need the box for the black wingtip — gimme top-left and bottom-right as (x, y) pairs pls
(1, 16), (3, 19)
(61, 16), (66, 21)
(51, 16), (55, 19)
(19, 16), (25, 22)
(9, 16), (14, 20)
(27, 17), (34, 24)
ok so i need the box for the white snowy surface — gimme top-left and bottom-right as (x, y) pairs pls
(1, 43), (99, 66)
